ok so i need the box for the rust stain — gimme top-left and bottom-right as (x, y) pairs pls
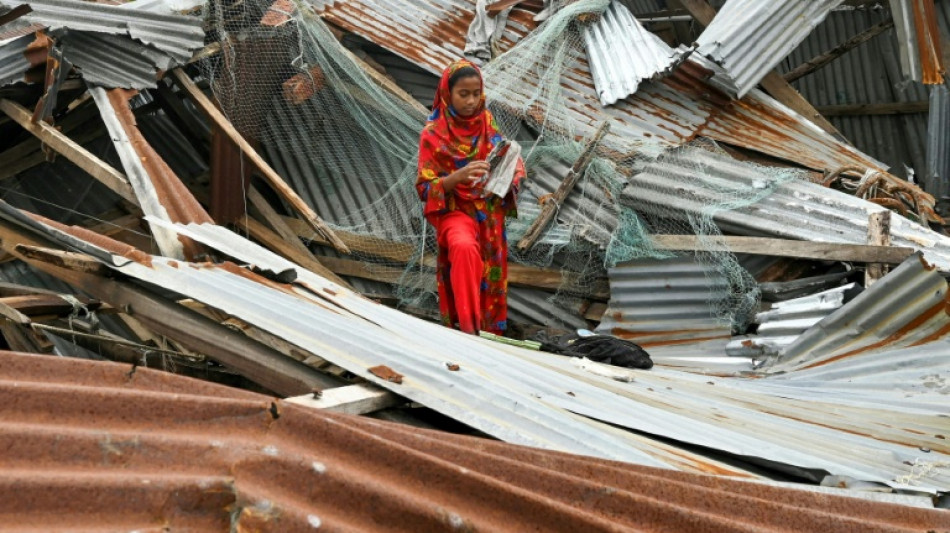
(105, 89), (213, 260)
(24, 212), (153, 267)
(911, 0), (945, 84)
(368, 365), (404, 384)
(804, 292), (950, 370)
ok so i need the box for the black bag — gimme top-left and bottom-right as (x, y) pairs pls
(539, 334), (653, 370)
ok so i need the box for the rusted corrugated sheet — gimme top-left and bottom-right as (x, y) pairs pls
(889, 0), (946, 84)
(768, 254), (950, 372)
(2, 350), (947, 531)
(210, 125), (253, 224)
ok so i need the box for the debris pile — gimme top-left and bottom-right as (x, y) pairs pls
(0, 0), (945, 526)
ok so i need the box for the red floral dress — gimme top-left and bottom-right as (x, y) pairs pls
(416, 60), (524, 334)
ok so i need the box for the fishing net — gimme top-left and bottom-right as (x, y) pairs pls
(199, 0), (794, 332)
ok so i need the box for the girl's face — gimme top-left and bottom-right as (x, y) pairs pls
(450, 75), (482, 117)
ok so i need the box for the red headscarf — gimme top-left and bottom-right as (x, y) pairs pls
(417, 59), (506, 204)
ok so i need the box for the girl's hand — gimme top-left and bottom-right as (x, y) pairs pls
(446, 161), (490, 191)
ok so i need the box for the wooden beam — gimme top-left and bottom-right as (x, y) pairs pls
(284, 383), (402, 415)
(865, 211), (891, 287)
(517, 121), (610, 252)
(169, 68), (350, 254)
(815, 101), (929, 116)
(643, 235), (914, 264)
(278, 214), (610, 299)
(679, 0), (844, 139)
(784, 20), (894, 83)
(15, 245), (112, 276)
(342, 48), (429, 117)
(0, 99), (137, 204)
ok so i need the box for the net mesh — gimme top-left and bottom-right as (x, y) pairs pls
(200, 0), (798, 332)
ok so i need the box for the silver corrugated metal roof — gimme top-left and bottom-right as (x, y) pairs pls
(623, 146), (950, 270)
(694, 0), (843, 98)
(767, 254), (950, 373)
(0, 0), (204, 64)
(925, 82), (950, 201)
(595, 254), (732, 347)
(582, 0), (687, 106)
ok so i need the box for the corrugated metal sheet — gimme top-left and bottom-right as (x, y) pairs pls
(694, 0), (843, 98)
(889, 0), (946, 84)
(778, 6), (950, 179)
(54, 30), (168, 89)
(0, 33), (35, 86)
(726, 283), (852, 358)
(595, 254), (733, 347)
(583, 0), (687, 106)
(0, 0), (204, 64)
(310, 0), (889, 176)
(622, 146), (950, 270)
(768, 254), (950, 372)
(4, 351), (947, 532)
(925, 82), (950, 200)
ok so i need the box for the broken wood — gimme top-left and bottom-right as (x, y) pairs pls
(15, 245), (112, 276)
(284, 383), (402, 415)
(517, 121), (610, 252)
(865, 211), (892, 287)
(641, 235), (912, 264)
(169, 68), (350, 254)
(679, 0), (843, 139)
(0, 99), (137, 204)
(814, 101), (929, 116)
(784, 20), (895, 83)
(0, 294), (101, 318)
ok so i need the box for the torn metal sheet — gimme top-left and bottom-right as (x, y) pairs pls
(726, 284), (853, 358)
(3, 351), (946, 531)
(695, 0), (844, 98)
(767, 254), (950, 372)
(888, 0), (946, 84)
(53, 30), (170, 89)
(89, 86), (184, 259)
(0, 0), (205, 64)
(582, 0), (688, 106)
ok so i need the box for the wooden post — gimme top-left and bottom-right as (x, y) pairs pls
(865, 211), (892, 287)
(169, 68), (350, 254)
(517, 121), (611, 253)
(784, 20), (895, 83)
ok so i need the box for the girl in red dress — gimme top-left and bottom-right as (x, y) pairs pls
(416, 60), (525, 335)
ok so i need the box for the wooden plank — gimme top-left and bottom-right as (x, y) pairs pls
(679, 0), (843, 139)
(169, 68), (350, 254)
(645, 235), (913, 264)
(784, 20), (894, 83)
(865, 211), (892, 287)
(0, 99), (137, 204)
(517, 121), (610, 253)
(342, 48), (429, 117)
(284, 383), (402, 415)
(279, 214), (611, 299)
(245, 186), (351, 288)
(815, 101), (930, 116)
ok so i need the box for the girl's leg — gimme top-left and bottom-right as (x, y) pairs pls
(437, 212), (482, 334)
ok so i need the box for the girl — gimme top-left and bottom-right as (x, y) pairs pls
(416, 60), (525, 335)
